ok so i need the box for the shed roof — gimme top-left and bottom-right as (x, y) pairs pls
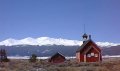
(49, 52), (65, 60)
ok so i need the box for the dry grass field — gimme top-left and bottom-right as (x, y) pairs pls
(0, 58), (120, 71)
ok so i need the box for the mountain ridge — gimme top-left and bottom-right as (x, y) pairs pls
(0, 45), (120, 56)
(0, 37), (120, 47)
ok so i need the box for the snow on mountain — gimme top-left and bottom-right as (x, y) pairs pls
(0, 37), (82, 46)
(0, 37), (119, 47)
(8, 55), (120, 59)
(96, 42), (120, 47)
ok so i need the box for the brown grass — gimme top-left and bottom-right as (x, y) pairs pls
(0, 58), (120, 71)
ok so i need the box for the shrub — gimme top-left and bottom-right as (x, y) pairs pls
(29, 54), (37, 62)
(2, 58), (10, 62)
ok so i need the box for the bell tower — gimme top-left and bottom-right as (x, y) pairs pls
(82, 33), (88, 43)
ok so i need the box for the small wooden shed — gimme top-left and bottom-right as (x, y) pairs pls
(49, 52), (66, 63)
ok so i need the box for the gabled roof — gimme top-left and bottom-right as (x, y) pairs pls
(83, 46), (92, 54)
(49, 52), (65, 60)
(76, 39), (101, 52)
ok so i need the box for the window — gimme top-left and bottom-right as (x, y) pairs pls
(87, 54), (91, 57)
(91, 53), (94, 56)
(95, 54), (98, 57)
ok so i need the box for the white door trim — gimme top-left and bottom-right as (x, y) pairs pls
(84, 54), (86, 62)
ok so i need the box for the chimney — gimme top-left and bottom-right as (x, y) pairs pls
(89, 35), (91, 39)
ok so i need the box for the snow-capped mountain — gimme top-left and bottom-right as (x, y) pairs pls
(0, 37), (82, 46)
(0, 37), (119, 47)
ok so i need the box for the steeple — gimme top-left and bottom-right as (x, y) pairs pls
(82, 24), (89, 43)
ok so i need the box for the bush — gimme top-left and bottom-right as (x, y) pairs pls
(2, 58), (10, 62)
(29, 54), (37, 62)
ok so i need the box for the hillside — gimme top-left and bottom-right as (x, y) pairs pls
(0, 45), (120, 57)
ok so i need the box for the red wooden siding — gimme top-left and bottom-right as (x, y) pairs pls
(49, 53), (66, 63)
(76, 39), (102, 62)
(86, 48), (100, 62)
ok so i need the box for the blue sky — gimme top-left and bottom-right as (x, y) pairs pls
(0, 0), (120, 43)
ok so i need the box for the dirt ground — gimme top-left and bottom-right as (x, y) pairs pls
(0, 58), (120, 71)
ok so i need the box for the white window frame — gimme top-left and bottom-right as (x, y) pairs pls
(91, 53), (94, 56)
(95, 54), (98, 57)
(87, 54), (91, 57)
